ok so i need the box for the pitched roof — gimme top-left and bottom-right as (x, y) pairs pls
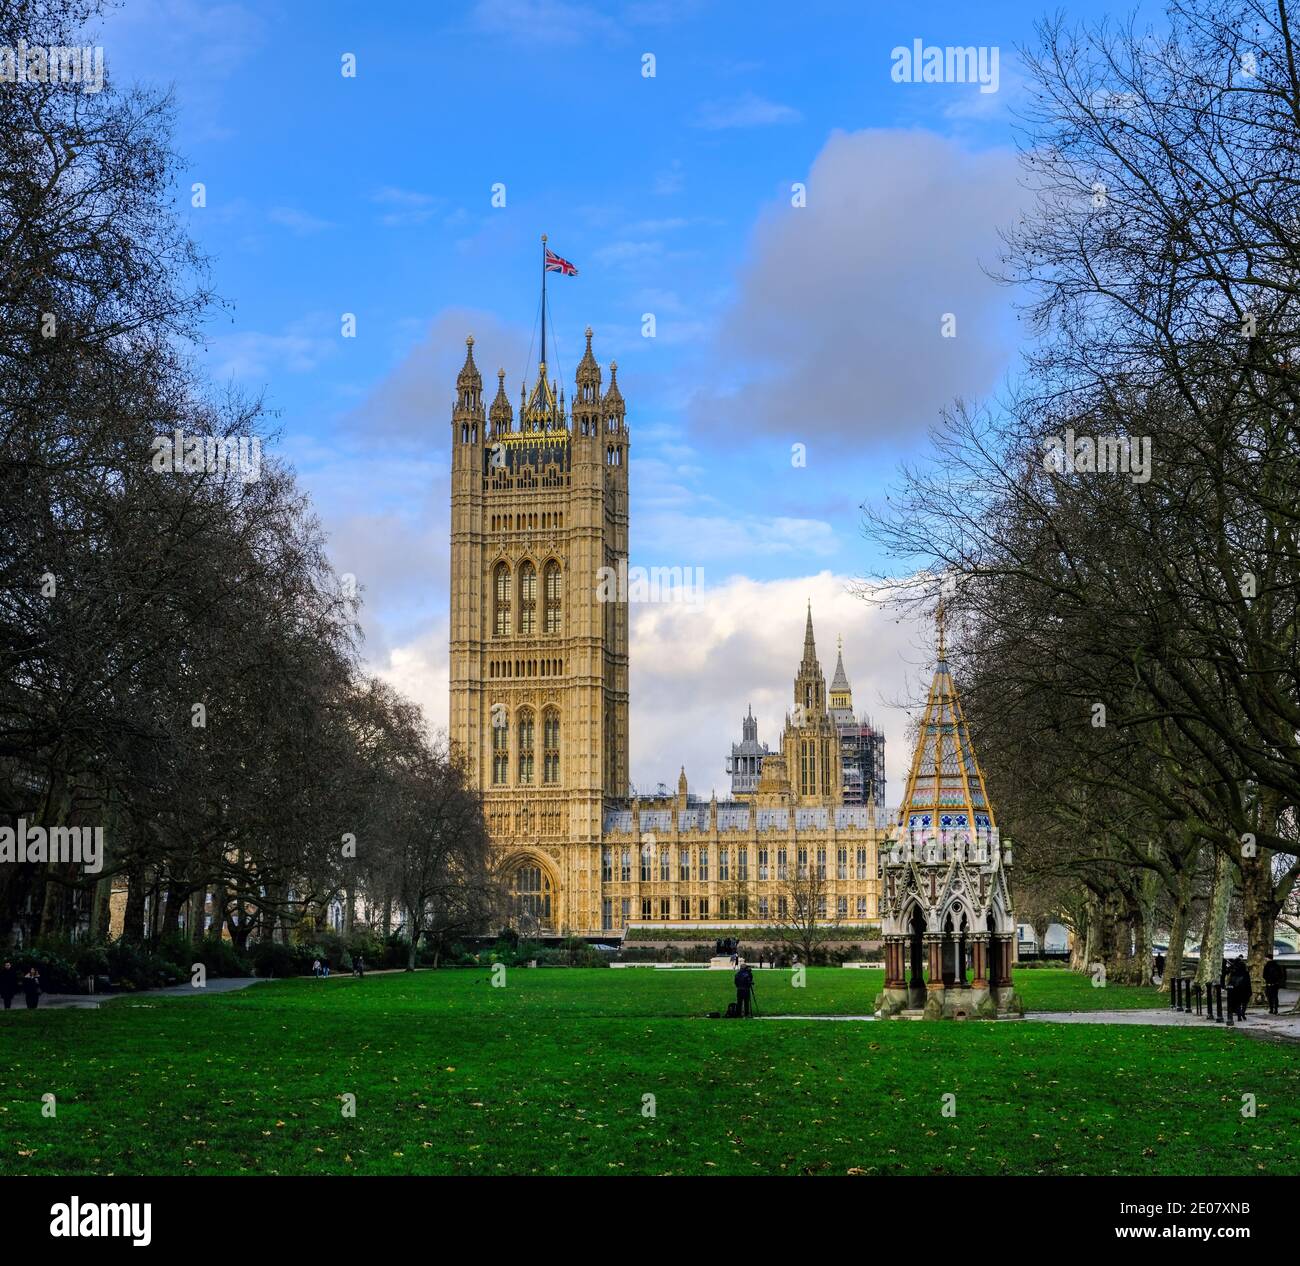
(896, 641), (996, 833)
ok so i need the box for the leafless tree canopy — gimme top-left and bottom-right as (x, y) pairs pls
(0, 0), (495, 954)
(864, 0), (1300, 995)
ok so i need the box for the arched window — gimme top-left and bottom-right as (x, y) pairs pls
(512, 865), (551, 927)
(518, 561), (536, 635)
(544, 561), (562, 633)
(493, 563), (511, 637)
(543, 710), (560, 784)
(492, 715), (509, 784)
(518, 709), (535, 785)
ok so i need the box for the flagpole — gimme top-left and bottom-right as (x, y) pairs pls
(540, 232), (547, 375)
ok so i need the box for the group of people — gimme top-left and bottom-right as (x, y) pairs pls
(0, 961), (42, 1010)
(311, 956), (366, 977)
(1222, 955), (1288, 1018)
(1152, 950), (1288, 1019)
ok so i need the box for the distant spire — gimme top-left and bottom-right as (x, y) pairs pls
(937, 598), (947, 662)
(802, 602), (817, 666)
(830, 636), (851, 696)
(490, 367), (513, 434)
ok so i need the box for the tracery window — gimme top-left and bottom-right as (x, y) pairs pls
(517, 710), (535, 785)
(543, 710), (560, 784)
(544, 561), (562, 633)
(492, 718), (509, 784)
(518, 561), (536, 635)
(493, 563), (511, 637)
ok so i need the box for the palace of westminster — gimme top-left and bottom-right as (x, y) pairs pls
(449, 325), (899, 938)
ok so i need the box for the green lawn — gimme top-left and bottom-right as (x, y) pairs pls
(0, 968), (1293, 1176)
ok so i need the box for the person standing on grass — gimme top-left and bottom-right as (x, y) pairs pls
(354, 955), (365, 978)
(20, 967), (41, 1010)
(0, 960), (17, 1009)
(312, 958), (322, 977)
(734, 961), (754, 1017)
(1262, 955), (1284, 1015)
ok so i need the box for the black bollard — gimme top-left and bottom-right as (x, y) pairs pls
(1214, 982), (1224, 1023)
(1171, 976), (1180, 1010)
(1193, 982), (1200, 1015)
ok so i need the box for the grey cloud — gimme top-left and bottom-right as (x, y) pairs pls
(691, 128), (1025, 443)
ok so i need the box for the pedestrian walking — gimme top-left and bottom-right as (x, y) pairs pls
(1227, 956), (1251, 1021)
(0, 959), (17, 1009)
(1262, 954), (1284, 1015)
(20, 967), (41, 1010)
(312, 958), (322, 977)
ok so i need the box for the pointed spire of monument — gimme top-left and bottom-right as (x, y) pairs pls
(896, 609), (996, 834)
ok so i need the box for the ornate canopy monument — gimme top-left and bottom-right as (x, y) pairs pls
(875, 610), (1022, 1020)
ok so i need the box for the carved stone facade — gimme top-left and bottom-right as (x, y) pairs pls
(449, 325), (883, 935)
(875, 618), (1021, 1019)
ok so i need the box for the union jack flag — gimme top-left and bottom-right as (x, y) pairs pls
(544, 248), (578, 276)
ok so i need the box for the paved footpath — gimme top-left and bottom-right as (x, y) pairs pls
(1025, 1001), (1300, 1042)
(26, 977), (267, 1010)
(25, 966), (417, 1011)
(760, 988), (1300, 1040)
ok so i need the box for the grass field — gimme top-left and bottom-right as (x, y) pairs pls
(1, 968), (1295, 1176)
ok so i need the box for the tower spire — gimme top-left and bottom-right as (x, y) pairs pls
(802, 600), (817, 666)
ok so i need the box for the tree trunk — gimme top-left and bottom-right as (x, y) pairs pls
(1195, 847), (1233, 988)
(87, 876), (111, 941)
(210, 883), (227, 942)
(159, 885), (186, 940)
(1163, 861), (1193, 992)
(122, 866), (147, 944)
(1240, 848), (1277, 1006)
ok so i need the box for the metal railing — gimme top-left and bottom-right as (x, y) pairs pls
(1170, 975), (1232, 1025)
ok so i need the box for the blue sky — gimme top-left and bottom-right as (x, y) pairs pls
(98, 0), (1128, 799)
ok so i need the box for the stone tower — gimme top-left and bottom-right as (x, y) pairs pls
(727, 705), (769, 798)
(780, 605), (842, 805)
(449, 327), (629, 932)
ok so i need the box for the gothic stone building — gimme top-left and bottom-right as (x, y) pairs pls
(876, 620), (1021, 1019)
(448, 331), (883, 936)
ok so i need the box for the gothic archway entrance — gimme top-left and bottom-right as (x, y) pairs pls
(508, 860), (554, 936)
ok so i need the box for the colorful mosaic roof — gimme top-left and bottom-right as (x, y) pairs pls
(896, 613), (997, 834)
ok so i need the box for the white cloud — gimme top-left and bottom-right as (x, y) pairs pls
(268, 207), (335, 235)
(363, 570), (934, 805)
(693, 92), (802, 130)
(370, 620), (451, 740)
(469, 0), (623, 43)
(201, 318), (336, 383)
(628, 571), (931, 802)
(371, 187), (445, 228)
